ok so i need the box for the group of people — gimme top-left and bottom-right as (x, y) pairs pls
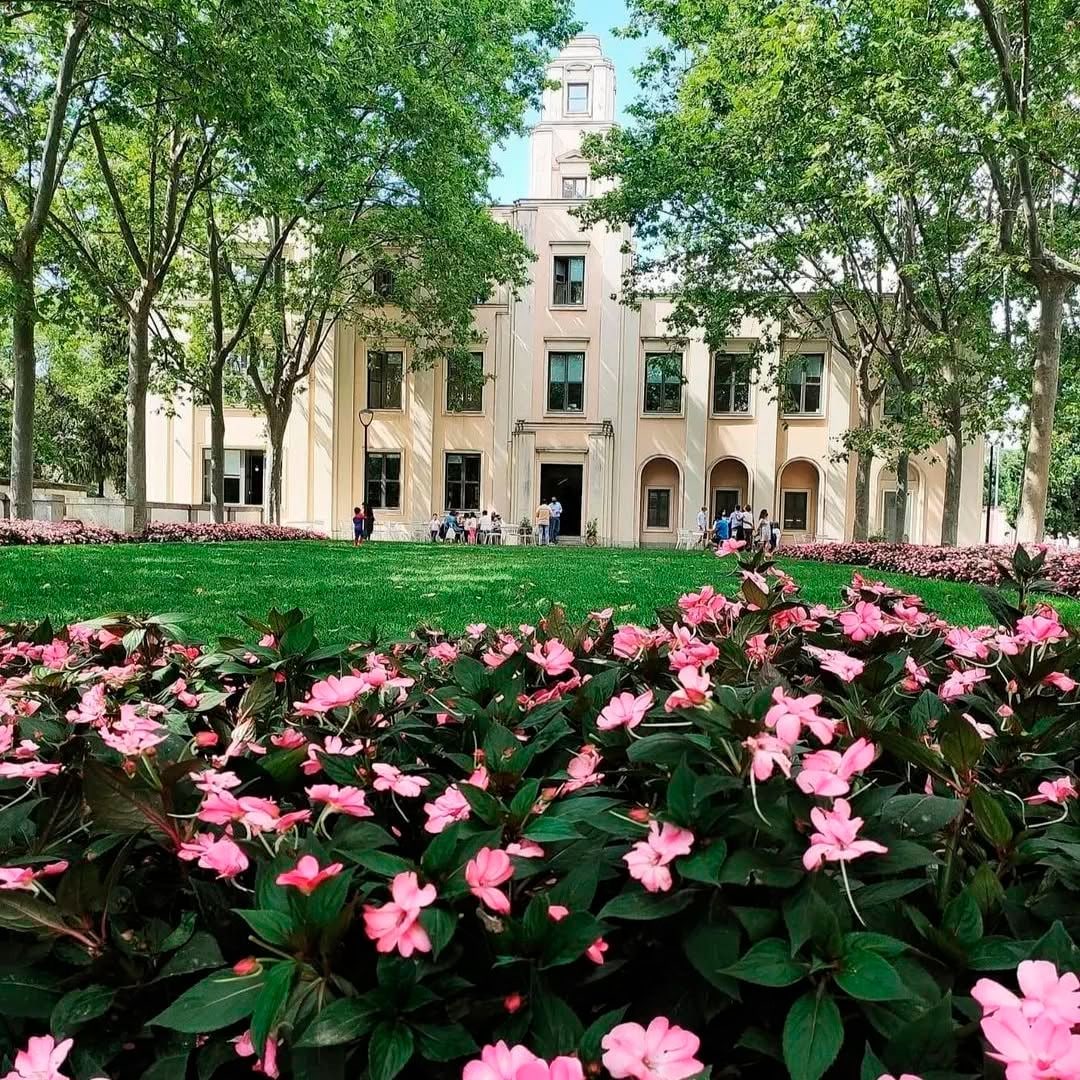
(697, 504), (781, 552)
(430, 509), (504, 544)
(351, 504), (376, 545)
(534, 496), (563, 545)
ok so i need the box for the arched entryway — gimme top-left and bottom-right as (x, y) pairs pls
(708, 457), (751, 520)
(776, 459), (823, 541)
(878, 462), (923, 542)
(638, 456), (682, 546)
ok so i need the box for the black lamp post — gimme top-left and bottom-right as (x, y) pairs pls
(358, 409), (374, 508)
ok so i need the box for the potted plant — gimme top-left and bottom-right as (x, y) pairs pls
(585, 518), (599, 546)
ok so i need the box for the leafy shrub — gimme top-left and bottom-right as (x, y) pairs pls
(0, 519), (325, 546)
(0, 548), (1079, 1079)
(785, 539), (1080, 597)
(0, 519), (126, 545)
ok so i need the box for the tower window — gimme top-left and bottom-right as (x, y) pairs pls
(566, 82), (590, 114)
(561, 177), (588, 199)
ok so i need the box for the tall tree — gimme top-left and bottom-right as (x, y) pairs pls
(0, 6), (91, 517)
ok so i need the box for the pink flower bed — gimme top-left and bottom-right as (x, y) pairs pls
(785, 540), (1080, 596)
(0, 545), (1077, 1079)
(0, 518), (325, 546)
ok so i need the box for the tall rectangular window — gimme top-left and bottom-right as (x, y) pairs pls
(552, 255), (585, 306)
(202, 449), (264, 505)
(446, 352), (484, 413)
(781, 490), (809, 531)
(547, 351), (585, 412)
(646, 488), (671, 529)
(561, 177), (587, 199)
(367, 350), (403, 410)
(445, 452), (481, 511)
(566, 82), (590, 114)
(373, 267), (395, 299)
(643, 353), (683, 413)
(712, 353), (752, 414)
(784, 354), (824, 414)
(366, 452), (401, 509)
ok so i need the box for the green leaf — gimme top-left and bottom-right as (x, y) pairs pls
(235, 909), (296, 948)
(83, 762), (173, 839)
(939, 716), (985, 772)
(150, 969), (266, 1032)
(724, 938), (808, 987)
(251, 960), (295, 1053)
(160, 911), (197, 953)
(531, 988), (584, 1058)
(682, 922), (741, 992)
(625, 732), (712, 764)
(849, 879), (926, 907)
(1029, 922), (1080, 971)
(782, 990), (843, 1080)
(451, 656), (490, 697)
(881, 794), (964, 835)
(860, 1044), (889, 1080)
(50, 984), (112, 1032)
(597, 888), (694, 921)
(968, 937), (1034, 970)
(295, 996), (380, 1048)
(667, 758), (697, 824)
(909, 690), (946, 732)
(676, 840), (727, 885)
(414, 1022), (479, 1063)
(835, 949), (909, 1001)
(459, 783), (504, 826)
(783, 884), (842, 957)
(522, 817), (582, 842)
(369, 1020), (414, 1080)
(580, 1007), (628, 1062)
(942, 890), (983, 948)
(159, 932), (225, 978)
(418, 907), (456, 958)
(971, 788), (1012, 849)
(509, 780), (541, 820)
(884, 995), (956, 1072)
(0, 971), (62, 1019)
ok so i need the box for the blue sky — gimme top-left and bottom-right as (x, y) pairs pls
(488, 0), (654, 204)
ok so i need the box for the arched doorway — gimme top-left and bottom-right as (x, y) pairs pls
(638, 456), (682, 546)
(776, 459), (823, 541)
(708, 457), (751, 521)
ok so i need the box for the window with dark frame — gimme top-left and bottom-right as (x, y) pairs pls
(365, 452), (401, 509)
(444, 452), (481, 512)
(552, 255), (585, 306)
(373, 267), (395, 299)
(712, 353), (752, 414)
(202, 449), (264, 505)
(784, 354), (824, 414)
(561, 177), (587, 199)
(547, 352), (585, 412)
(646, 488), (671, 529)
(782, 491), (809, 531)
(367, 350), (403, 410)
(566, 82), (589, 113)
(446, 352), (484, 413)
(643, 353), (683, 413)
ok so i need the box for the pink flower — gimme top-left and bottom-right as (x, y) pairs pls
(170, 677), (201, 708)
(178, 833), (249, 880)
(877, 1075), (923, 1080)
(506, 841), (545, 859)
(937, 665), (989, 701)
(589, 608), (614, 623)
(271, 728), (306, 749)
(663, 666), (712, 712)
(838, 600), (886, 642)
(677, 585), (729, 626)
(547, 904), (570, 922)
(803, 798), (888, 870)
(233, 1029), (280, 1078)
(717, 537), (746, 556)
(586, 937), (608, 964)
(612, 625), (669, 661)
(275, 855), (343, 895)
(423, 785), (472, 834)
(465, 847), (514, 913)
(526, 640), (576, 677)
(466, 623), (488, 638)
(1016, 610), (1068, 646)
(1044, 671), (1078, 693)
(362, 871), (437, 957)
(2, 1034), (75, 1080)
(900, 656), (930, 692)
(944, 627), (992, 660)
(623, 822), (695, 893)
(0, 867), (37, 891)
(372, 763), (430, 797)
(563, 745), (604, 792)
(981, 1009), (1080, 1079)
(307, 784), (373, 818)
(428, 641), (459, 664)
(803, 645), (865, 683)
(763, 686), (837, 746)
(973, 961), (1080, 1027)
(1027, 777), (1078, 805)
(744, 633), (775, 665)
(293, 675), (369, 715)
(602, 1016), (704, 1080)
(598, 690), (654, 732)
(796, 738), (876, 797)
(963, 712), (996, 740)
(462, 1043), (538, 1080)
(743, 734), (792, 782)
(0, 761), (61, 780)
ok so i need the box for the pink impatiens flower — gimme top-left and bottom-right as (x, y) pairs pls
(526, 639), (576, 677)
(2, 1034), (75, 1080)
(938, 666), (989, 702)
(802, 798), (888, 870)
(0, 861), (67, 893)
(601, 1016), (704, 1080)
(465, 847), (514, 914)
(838, 600), (886, 642)
(717, 537), (746, 557)
(233, 1029), (280, 1079)
(900, 656), (930, 692)
(307, 784), (373, 818)
(598, 690), (654, 732)
(980, 1009), (1080, 1079)
(663, 666), (711, 712)
(362, 871), (437, 957)
(563, 745), (604, 793)
(293, 675), (369, 715)
(803, 645), (865, 683)
(423, 785), (472, 834)
(973, 961), (1080, 1027)
(1044, 671), (1079, 693)
(743, 734), (792, 782)
(623, 821), (695, 893)
(796, 738), (876, 797)
(372, 763), (430, 797)
(1016, 610), (1068, 646)
(462, 1043), (585, 1080)
(427, 641), (459, 664)
(763, 686), (836, 746)
(1026, 777), (1078, 805)
(178, 833), (249, 880)
(275, 855), (343, 895)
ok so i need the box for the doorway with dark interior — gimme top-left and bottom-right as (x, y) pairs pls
(539, 463), (583, 538)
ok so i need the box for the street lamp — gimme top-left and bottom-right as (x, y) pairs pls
(358, 409), (374, 509)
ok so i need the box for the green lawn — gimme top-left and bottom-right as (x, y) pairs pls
(1, 541), (1073, 641)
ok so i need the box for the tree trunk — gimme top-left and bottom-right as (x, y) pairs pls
(209, 357), (226, 523)
(892, 451), (909, 542)
(941, 399), (963, 546)
(851, 385), (873, 541)
(126, 292), (153, 536)
(9, 250), (36, 519)
(1016, 276), (1069, 542)
(266, 404), (290, 525)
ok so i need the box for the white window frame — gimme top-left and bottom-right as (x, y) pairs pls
(644, 486), (673, 531)
(202, 447), (264, 506)
(780, 488), (812, 532)
(783, 354), (826, 417)
(552, 254), (586, 307)
(711, 353), (753, 416)
(565, 81), (590, 115)
(365, 450), (403, 510)
(642, 352), (684, 415)
(561, 176), (588, 199)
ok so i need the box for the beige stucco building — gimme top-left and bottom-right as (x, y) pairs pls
(145, 35), (985, 546)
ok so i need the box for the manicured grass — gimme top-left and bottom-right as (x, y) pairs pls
(2, 541), (1075, 641)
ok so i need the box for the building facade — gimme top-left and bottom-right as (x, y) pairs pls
(145, 35), (986, 546)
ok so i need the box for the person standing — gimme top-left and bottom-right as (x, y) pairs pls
(465, 513), (478, 545)
(479, 509), (492, 544)
(742, 504), (754, 543)
(696, 505), (708, 547)
(352, 506), (365, 547)
(716, 512), (730, 543)
(728, 504), (741, 543)
(757, 508), (771, 549)
(429, 514), (441, 542)
(363, 503), (375, 541)
(535, 499), (551, 545)
(770, 517), (781, 552)
(549, 496), (562, 544)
